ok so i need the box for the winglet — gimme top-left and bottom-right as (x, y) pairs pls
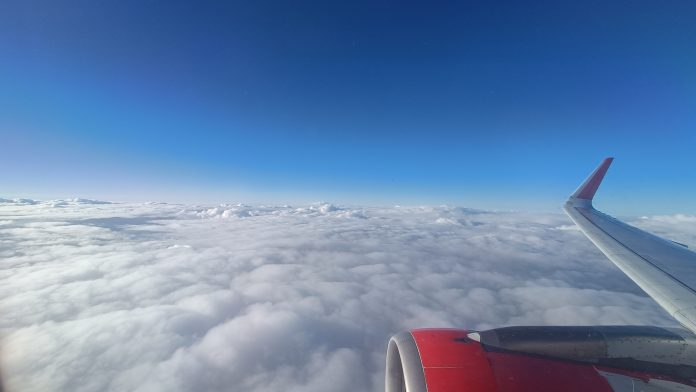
(570, 157), (614, 201)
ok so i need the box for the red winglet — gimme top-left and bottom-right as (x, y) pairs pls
(571, 157), (614, 200)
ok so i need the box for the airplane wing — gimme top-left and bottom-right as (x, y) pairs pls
(385, 158), (696, 392)
(564, 157), (696, 333)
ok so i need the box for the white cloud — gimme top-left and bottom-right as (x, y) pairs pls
(0, 200), (684, 391)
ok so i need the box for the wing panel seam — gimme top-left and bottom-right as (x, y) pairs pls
(575, 207), (696, 299)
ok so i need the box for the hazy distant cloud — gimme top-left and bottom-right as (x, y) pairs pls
(0, 200), (682, 391)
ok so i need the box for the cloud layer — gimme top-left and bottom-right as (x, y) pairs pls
(0, 199), (684, 391)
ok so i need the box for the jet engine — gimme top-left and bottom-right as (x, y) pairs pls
(386, 327), (696, 392)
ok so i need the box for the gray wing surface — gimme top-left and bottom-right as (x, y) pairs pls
(564, 158), (696, 333)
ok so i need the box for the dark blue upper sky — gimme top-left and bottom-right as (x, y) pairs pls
(2, 1), (695, 213)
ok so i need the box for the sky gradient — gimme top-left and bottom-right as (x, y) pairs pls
(2, 1), (696, 214)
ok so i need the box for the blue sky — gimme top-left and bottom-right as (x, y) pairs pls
(1, 1), (695, 214)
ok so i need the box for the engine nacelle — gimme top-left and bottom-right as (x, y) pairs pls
(385, 327), (696, 392)
(386, 329), (496, 392)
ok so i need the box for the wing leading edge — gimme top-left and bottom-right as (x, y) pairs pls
(565, 158), (696, 334)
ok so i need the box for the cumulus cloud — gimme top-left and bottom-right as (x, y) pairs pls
(0, 200), (685, 391)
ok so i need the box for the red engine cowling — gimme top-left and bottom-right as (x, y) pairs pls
(386, 329), (618, 392)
